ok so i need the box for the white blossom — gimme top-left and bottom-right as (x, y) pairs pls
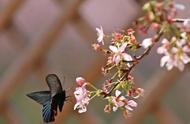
(158, 37), (190, 71)
(183, 19), (190, 28)
(96, 26), (104, 45)
(141, 38), (153, 49)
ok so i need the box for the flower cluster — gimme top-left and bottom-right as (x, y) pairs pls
(73, 0), (190, 119)
(136, 0), (182, 33)
(73, 75), (143, 117)
(93, 28), (142, 76)
(101, 74), (144, 117)
(74, 27), (145, 117)
(104, 90), (138, 117)
(135, 0), (190, 71)
(157, 33), (190, 71)
(74, 77), (90, 113)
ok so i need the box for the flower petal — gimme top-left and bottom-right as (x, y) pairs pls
(176, 39), (186, 47)
(119, 96), (126, 101)
(128, 100), (137, 107)
(109, 45), (118, 53)
(166, 62), (174, 70)
(183, 46), (190, 52)
(181, 53), (190, 64)
(96, 26), (104, 45)
(171, 47), (178, 53)
(78, 106), (87, 113)
(165, 58), (175, 70)
(125, 105), (133, 111)
(141, 38), (153, 49)
(115, 90), (121, 97)
(161, 38), (169, 44)
(183, 19), (190, 27)
(160, 55), (169, 67)
(74, 102), (80, 110)
(122, 53), (133, 61)
(157, 47), (166, 54)
(118, 43), (127, 52)
(113, 106), (118, 112)
(174, 60), (184, 71)
(116, 100), (125, 107)
(74, 87), (83, 96)
(115, 55), (121, 64)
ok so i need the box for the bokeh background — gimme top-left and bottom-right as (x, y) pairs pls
(0, 0), (190, 124)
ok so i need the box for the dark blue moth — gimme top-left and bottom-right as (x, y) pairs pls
(26, 74), (66, 123)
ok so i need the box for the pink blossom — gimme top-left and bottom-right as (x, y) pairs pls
(74, 84), (90, 113)
(109, 43), (133, 64)
(127, 28), (135, 35)
(139, 25), (148, 34)
(112, 32), (123, 42)
(128, 88), (144, 99)
(151, 23), (160, 30)
(123, 100), (137, 118)
(96, 26), (104, 45)
(111, 90), (125, 111)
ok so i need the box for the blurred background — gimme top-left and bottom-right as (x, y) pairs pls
(0, 0), (190, 124)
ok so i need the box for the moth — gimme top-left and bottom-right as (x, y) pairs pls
(27, 74), (67, 122)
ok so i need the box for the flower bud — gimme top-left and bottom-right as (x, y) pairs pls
(76, 77), (86, 86)
(104, 105), (111, 113)
(151, 23), (160, 29)
(92, 43), (101, 51)
(141, 38), (153, 49)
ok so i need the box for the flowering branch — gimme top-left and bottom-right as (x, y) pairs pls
(72, 0), (190, 118)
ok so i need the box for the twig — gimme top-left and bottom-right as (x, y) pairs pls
(173, 18), (190, 23)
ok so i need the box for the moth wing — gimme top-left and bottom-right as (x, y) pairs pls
(42, 101), (54, 122)
(26, 91), (51, 105)
(46, 74), (63, 97)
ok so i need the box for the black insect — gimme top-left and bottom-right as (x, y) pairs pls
(26, 74), (67, 123)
